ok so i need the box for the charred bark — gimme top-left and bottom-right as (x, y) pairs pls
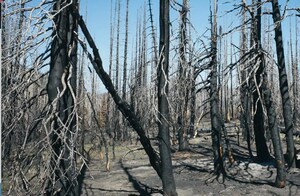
(210, 0), (226, 176)
(46, 0), (79, 195)
(157, 0), (177, 195)
(271, 0), (296, 168)
(252, 0), (270, 162)
(178, 0), (189, 151)
(262, 56), (286, 188)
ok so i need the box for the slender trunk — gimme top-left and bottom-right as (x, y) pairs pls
(122, 0), (129, 101)
(261, 55), (286, 188)
(157, 0), (177, 195)
(114, 0), (121, 142)
(122, 0), (129, 140)
(230, 34), (234, 120)
(188, 8), (196, 137)
(292, 16), (299, 128)
(239, 0), (253, 159)
(178, 0), (189, 151)
(210, 0), (225, 176)
(271, 0), (295, 168)
(142, 4), (148, 88)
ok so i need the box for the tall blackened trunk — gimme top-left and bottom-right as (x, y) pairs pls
(122, 0), (130, 140)
(122, 0), (129, 101)
(46, 0), (79, 195)
(271, 0), (296, 168)
(262, 57), (286, 188)
(114, 0), (121, 142)
(157, 0), (177, 195)
(210, 0), (225, 176)
(239, 0), (253, 158)
(252, 0), (270, 162)
(293, 17), (299, 128)
(178, 0), (189, 151)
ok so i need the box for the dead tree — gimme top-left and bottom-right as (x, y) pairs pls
(177, 0), (189, 151)
(252, 0), (270, 162)
(122, 0), (130, 140)
(261, 56), (286, 188)
(157, 0), (178, 194)
(46, 0), (81, 195)
(292, 16), (299, 128)
(271, 0), (296, 168)
(210, 0), (226, 176)
(239, 0), (254, 159)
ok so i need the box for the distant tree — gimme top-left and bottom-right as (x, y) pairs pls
(122, 0), (129, 101)
(293, 16), (299, 128)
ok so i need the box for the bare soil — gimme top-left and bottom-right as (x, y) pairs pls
(82, 124), (300, 196)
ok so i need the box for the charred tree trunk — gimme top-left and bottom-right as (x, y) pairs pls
(122, 0), (130, 140)
(261, 55), (286, 188)
(271, 0), (296, 168)
(239, 0), (253, 159)
(293, 17), (299, 128)
(46, 1), (79, 195)
(252, 0), (270, 162)
(122, 0), (129, 101)
(178, 0), (189, 151)
(114, 0), (121, 142)
(157, 0), (177, 195)
(210, 0), (225, 176)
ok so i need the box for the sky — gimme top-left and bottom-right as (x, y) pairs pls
(22, 0), (299, 93)
(78, 0), (299, 93)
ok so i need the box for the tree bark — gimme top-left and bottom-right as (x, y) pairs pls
(262, 57), (286, 188)
(239, 0), (254, 159)
(46, 1), (79, 195)
(271, 0), (296, 168)
(252, 0), (270, 162)
(157, 0), (177, 195)
(178, 0), (189, 151)
(210, 0), (225, 176)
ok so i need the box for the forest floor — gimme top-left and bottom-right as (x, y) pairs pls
(82, 122), (300, 196)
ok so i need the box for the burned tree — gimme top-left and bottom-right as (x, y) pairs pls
(210, 0), (225, 176)
(251, 0), (270, 162)
(177, 0), (189, 151)
(46, 1), (81, 195)
(271, 0), (296, 168)
(157, 0), (178, 195)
